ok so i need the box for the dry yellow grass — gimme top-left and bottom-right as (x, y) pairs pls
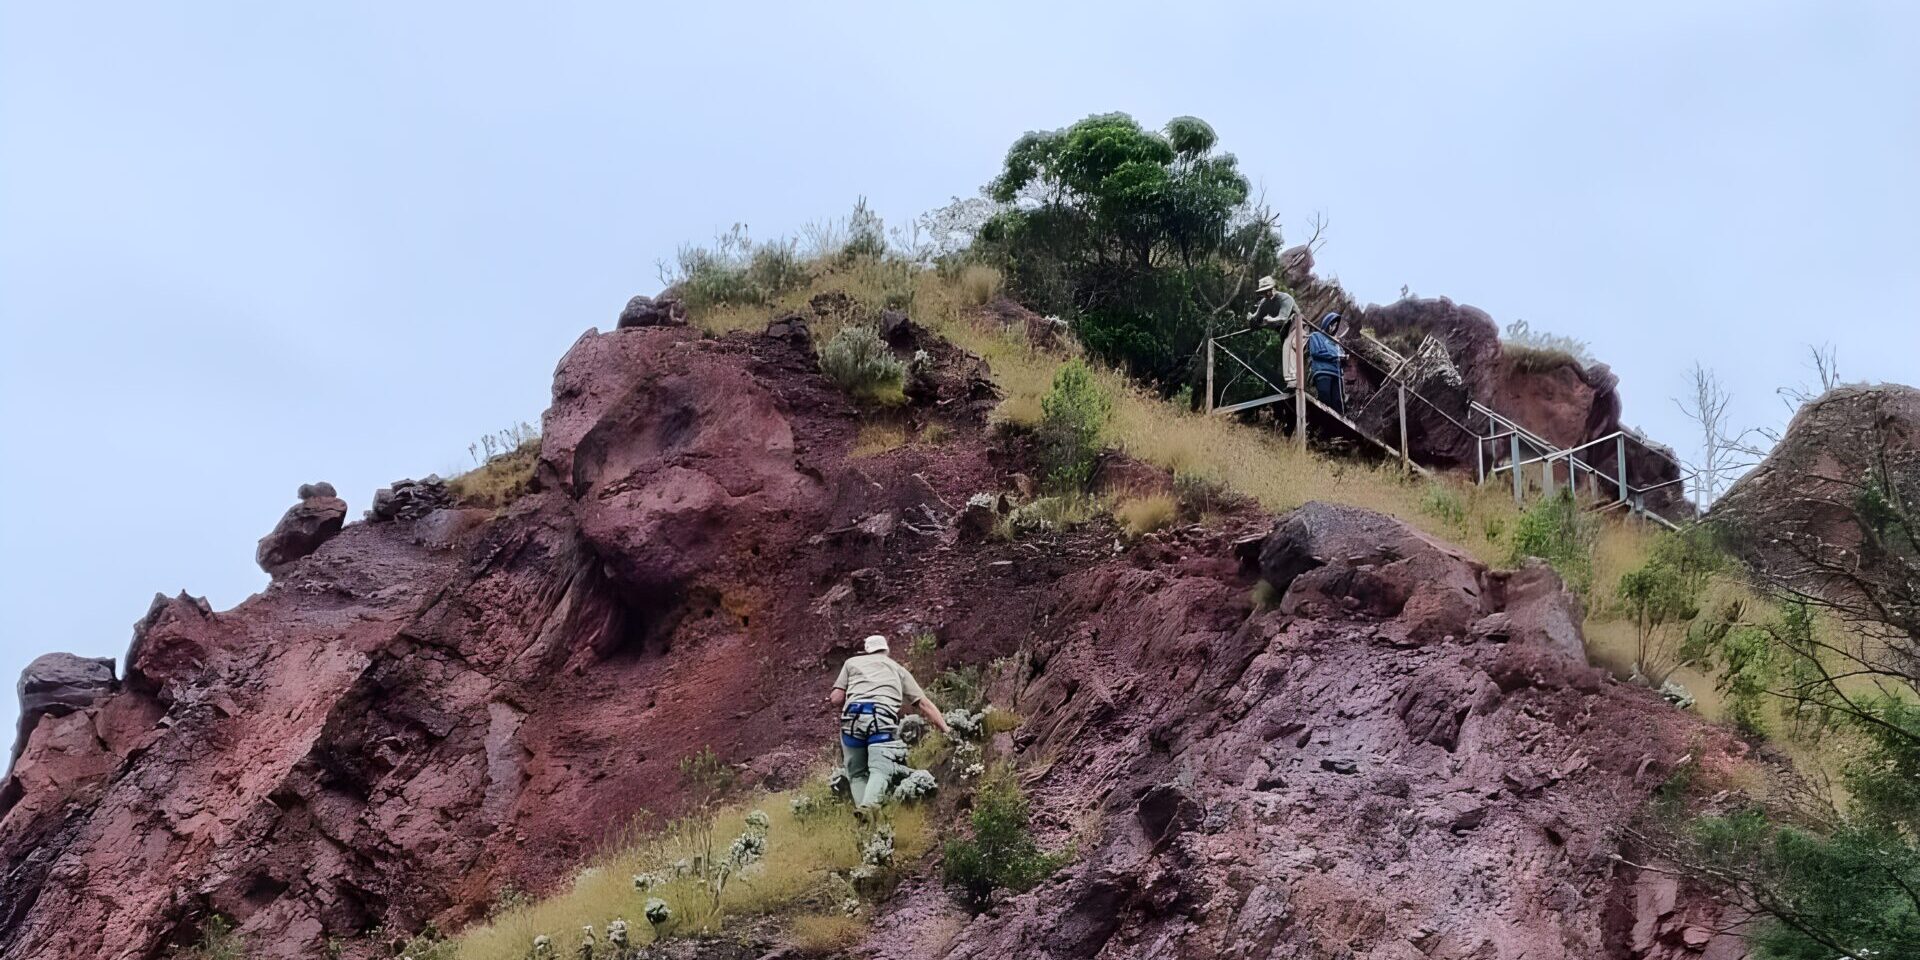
(957, 264), (1003, 306)
(687, 259), (1664, 578)
(787, 913), (867, 954)
(1114, 493), (1178, 538)
(850, 422), (908, 458)
(448, 439), (540, 509)
(448, 776), (931, 960)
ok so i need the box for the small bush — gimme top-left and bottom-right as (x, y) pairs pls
(1509, 490), (1599, 594)
(819, 326), (907, 404)
(665, 224), (812, 310)
(1114, 494), (1177, 538)
(1036, 359), (1111, 492)
(1419, 485), (1467, 530)
(942, 769), (1068, 912)
(1172, 471), (1231, 521)
(920, 422), (952, 446)
(1251, 579), (1279, 611)
(930, 665), (986, 712)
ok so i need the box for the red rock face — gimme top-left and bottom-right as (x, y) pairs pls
(1, 322), (1741, 959)
(928, 506), (1746, 960)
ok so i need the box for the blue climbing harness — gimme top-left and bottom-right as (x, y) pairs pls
(840, 700), (900, 748)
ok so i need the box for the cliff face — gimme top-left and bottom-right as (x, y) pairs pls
(2, 317), (1740, 960)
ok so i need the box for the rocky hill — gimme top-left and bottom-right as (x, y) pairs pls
(2, 307), (1747, 959)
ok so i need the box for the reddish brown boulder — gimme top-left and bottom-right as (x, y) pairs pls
(255, 492), (347, 574)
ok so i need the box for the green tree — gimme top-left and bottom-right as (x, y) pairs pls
(942, 770), (1068, 912)
(976, 113), (1280, 392)
(1036, 359), (1112, 492)
(1663, 441), (1920, 959)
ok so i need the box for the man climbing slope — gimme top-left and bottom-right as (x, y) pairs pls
(828, 634), (952, 812)
(1308, 312), (1349, 416)
(1248, 275), (1304, 392)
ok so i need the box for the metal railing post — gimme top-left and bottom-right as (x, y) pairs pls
(1294, 321), (1307, 450)
(1616, 434), (1628, 504)
(1204, 335), (1215, 415)
(1510, 433), (1523, 502)
(1397, 384), (1409, 472)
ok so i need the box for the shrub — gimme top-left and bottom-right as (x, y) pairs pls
(1115, 493), (1177, 538)
(1419, 485), (1467, 530)
(942, 769), (1068, 912)
(930, 665), (986, 712)
(664, 224), (811, 310)
(1681, 812), (1920, 960)
(1508, 490), (1598, 594)
(819, 326), (906, 404)
(1036, 359), (1111, 491)
(841, 197), (888, 262)
(1172, 471), (1231, 521)
(1615, 527), (1724, 686)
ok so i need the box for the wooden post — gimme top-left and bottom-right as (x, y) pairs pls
(1543, 454), (1555, 498)
(1397, 384), (1409, 472)
(1510, 433), (1523, 502)
(1294, 320), (1307, 450)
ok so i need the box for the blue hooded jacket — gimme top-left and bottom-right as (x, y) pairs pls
(1306, 313), (1346, 379)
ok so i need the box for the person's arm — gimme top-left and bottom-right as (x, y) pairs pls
(916, 697), (952, 735)
(828, 687), (846, 710)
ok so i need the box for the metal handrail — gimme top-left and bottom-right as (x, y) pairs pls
(1201, 316), (1694, 528)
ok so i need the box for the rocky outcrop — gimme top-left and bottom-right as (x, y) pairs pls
(9, 654), (115, 764)
(930, 503), (1745, 960)
(616, 292), (688, 328)
(1265, 252), (1688, 515)
(368, 475), (451, 521)
(0, 323), (1021, 960)
(0, 318), (1742, 959)
(255, 486), (348, 575)
(1715, 382), (1920, 577)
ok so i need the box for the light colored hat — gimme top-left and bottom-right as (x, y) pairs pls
(863, 634), (890, 653)
(1256, 275), (1276, 293)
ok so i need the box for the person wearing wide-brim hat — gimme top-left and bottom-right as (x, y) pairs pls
(1248, 276), (1304, 390)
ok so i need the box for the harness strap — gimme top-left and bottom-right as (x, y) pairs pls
(840, 699), (900, 747)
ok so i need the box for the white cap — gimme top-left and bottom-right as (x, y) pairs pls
(863, 634), (889, 653)
(1256, 275), (1276, 293)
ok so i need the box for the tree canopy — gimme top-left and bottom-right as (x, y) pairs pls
(975, 113), (1280, 394)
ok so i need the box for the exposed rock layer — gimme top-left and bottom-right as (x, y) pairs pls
(4, 320), (1740, 960)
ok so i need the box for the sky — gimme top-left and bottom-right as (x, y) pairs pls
(2, 2), (1916, 736)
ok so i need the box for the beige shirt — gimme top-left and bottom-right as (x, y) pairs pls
(834, 654), (926, 709)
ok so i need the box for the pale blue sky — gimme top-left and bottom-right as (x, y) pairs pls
(3, 2), (1916, 733)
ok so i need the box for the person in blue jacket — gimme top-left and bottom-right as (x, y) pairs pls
(1307, 312), (1348, 415)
